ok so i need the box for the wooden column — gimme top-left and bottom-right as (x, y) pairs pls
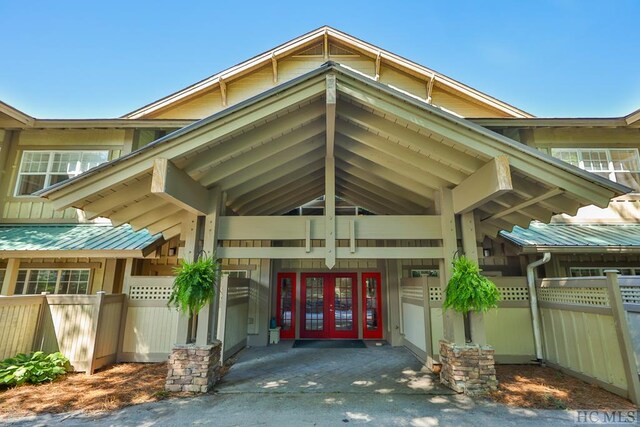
(1, 259), (20, 295)
(461, 211), (486, 346)
(197, 189), (222, 346)
(325, 74), (336, 269)
(176, 214), (199, 345)
(438, 189), (465, 345)
(605, 270), (640, 404)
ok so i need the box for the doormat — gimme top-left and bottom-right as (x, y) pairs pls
(292, 340), (367, 349)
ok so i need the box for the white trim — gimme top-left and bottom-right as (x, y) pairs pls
(14, 268), (91, 295)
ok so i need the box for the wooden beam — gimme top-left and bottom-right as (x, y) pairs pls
(374, 51), (382, 81)
(326, 74), (336, 158)
(338, 101), (483, 173)
(271, 53), (278, 84)
(335, 147), (435, 199)
(324, 32), (329, 60)
(337, 120), (467, 184)
(243, 180), (325, 216)
(146, 211), (185, 236)
(438, 188), (466, 345)
(0, 259), (20, 295)
(461, 210), (485, 346)
(183, 101), (324, 174)
(197, 121), (325, 185)
(452, 156), (512, 214)
(216, 246), (443, 259)
(83, 176), (152, 220)
(109, 196), (167, 226)
(337, 171), (428, 212)
(426, 75), (435, 104)
(325, 156), (336, 269)
(151, 158), (216, 215)
(226, 157), (324, 202)
(336, 136), (452, 189)
(482, 188), (563, 222)
(129, 203), (183, 231)
(220, 78), (227, 107)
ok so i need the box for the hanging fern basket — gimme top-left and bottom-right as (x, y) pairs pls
(443, 255), (500, 342)
(168, 255), (220, 318)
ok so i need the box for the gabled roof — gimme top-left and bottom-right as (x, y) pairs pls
(0, 224), (162, 257)
(0, 100), (34, 127)
(39, 62), (628, 240)
(123, 26), (533, 120)
(501, 222), (640, 253)
(626, 107), (640, 127)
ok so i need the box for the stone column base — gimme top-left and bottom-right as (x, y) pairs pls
(165, 341), (222, 393)
(439, 340), (498, 395)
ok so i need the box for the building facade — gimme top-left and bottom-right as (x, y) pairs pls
(0, 27), (638, 367)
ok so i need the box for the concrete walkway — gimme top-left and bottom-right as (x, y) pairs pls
(1, 343), (579, 426)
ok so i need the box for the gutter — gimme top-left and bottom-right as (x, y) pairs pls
(526, 252), (551, 363)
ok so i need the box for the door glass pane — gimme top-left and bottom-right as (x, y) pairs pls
(279, 277), (293, 331)
(365, 277), (378, 331)
(305, 277), (324, 331)
(334, 277), (353, 331)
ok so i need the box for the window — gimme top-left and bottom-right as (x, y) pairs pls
(410, 269), (439, 278)
(551, 148), (640, 192)
(15, 150), (109, 196)
(13, 269), (90, 294)
(569, 267), (640, 277)
(222, 270), (248, 279)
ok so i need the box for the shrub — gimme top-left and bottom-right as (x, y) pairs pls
(168, 255), (220, 317)
(0, 351), (70, 387)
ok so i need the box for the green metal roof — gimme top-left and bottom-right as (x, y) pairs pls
(501, 222), (640, 252)
(0, 224), (162, 254)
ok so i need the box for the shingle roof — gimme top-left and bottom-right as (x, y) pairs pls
(501, 222), (640, 251)
(0, 224), (161, 253)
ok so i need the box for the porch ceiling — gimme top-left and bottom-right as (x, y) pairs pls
(38, 62), (629, 240)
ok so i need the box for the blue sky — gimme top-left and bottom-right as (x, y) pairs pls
(1, 0), (638, 118)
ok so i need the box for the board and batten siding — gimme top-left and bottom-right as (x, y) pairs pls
(0, 128), (128, 222)
(148, 54), (506, 120)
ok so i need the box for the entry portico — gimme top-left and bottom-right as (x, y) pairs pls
(38, 62), (627, 359)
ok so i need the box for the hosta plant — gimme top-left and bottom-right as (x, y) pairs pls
(168, 255), (220, 317)
(0, 351), (70, 387)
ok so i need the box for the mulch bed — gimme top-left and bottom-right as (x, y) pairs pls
(0, 361), (636, 417)
(488, 364), (637, 410)
(0, 363), (173, 418)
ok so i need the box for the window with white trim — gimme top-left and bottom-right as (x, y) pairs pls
(13, 269), (91, 294)
(551, 148), (640, 192)
(15, 150), (109, 196)
(569, 267), (640, 277)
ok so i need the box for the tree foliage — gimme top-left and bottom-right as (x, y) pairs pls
(168, 255), (220, 316)
(443, 255), (500, 314)
(0, 351), (70, 387)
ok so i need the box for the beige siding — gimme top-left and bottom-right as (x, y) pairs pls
(0, 296), (42, 359)
(1, 128), (127, 222)
(122, 306), (179, 356)
(95, 296), (123, 360)
(541, 307), (626, 390)
(431, 87), (509, 118)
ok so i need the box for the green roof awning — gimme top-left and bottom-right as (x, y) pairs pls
(501, 222), (640, 253)
(0, 224), (163, 258)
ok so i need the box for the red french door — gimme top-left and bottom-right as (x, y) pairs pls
(276, 273), (296, 339)
(301, 273), (358, 339)
(362, 272), (383, 339)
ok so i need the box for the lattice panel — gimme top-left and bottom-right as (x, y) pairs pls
(129, 285), (172, 301)
(429, 287), (442, 301)
(400, 283), (423, 300)
(537, 287), (610, 307)
(621, 286), (640, 304)
(499, 287), (530, 301)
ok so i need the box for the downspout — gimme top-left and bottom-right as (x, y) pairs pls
(526, 252), (551, 363)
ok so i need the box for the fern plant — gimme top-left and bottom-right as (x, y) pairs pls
(443, 255), (500, 342)
(168, 255), (220, 317)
